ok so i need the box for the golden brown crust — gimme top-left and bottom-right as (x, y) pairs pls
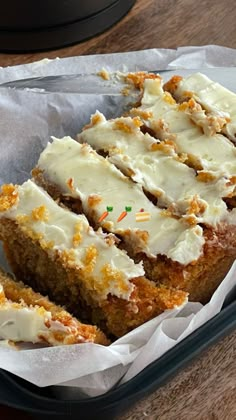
(133, 225), (236, 304)
(101, 277), (187, 336)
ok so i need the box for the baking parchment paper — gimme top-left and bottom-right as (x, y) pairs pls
(0, 45), (236, 398)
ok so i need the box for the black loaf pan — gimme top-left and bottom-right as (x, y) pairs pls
(1, 296), (236, 420)
(0, 0), (136, 52)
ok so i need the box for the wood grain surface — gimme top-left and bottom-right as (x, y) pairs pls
(121, 329), (236, 420)
(0, 0), (236, 419)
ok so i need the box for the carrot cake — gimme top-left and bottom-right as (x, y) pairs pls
(0, 181), (187, 337)
(31, 72), (236, 303)
(0, 70), (235, 342)
(32, 139), (235, 304)
(163, 72), (236, 143)
(0, 267), (108, 346)
(77, 112), (235, 226)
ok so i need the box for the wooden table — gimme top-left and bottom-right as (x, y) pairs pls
(0, 0), (236, 418)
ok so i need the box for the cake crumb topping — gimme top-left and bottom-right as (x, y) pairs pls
(125, 71), (161, 90)
(196, 172), (216, 183)
(101, 264), (130, 294)
(163, 75), (183, 94)
(130, 108), (153, 120)
(72, 221), (83, 247)
(163, 91), (176, 105)
(113, 117), (142, 133)
(67, 177), (75, 192)
(151, 139), (177, 154)
(0, 184), (18, 212)
(31, 205), (49, 222)
(82, 245), (98, 275)
(87, 194), (103, 208)
(187, 195), (207, 216)
(83, 112), (105, 130)
(97, 68), (110, 81)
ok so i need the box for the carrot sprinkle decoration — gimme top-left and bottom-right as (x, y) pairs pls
(117, 206), (132, 222)
(117, 211), (127, 222)
(98, 211), (109, 223)
(98, 206), (113, 223)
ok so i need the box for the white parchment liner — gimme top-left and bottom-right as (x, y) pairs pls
(0, 45), (236, 398)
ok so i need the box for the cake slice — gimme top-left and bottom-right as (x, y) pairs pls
(32, 137), (236, 304)
(0, 181), (187, 337)
(133, 75), (236, 178)
(0, 267), (109, 346)
(163, 72), (236, 142)
(34, 137), (205, 264)
(78, 111), (235, 227)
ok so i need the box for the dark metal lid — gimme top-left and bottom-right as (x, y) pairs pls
(0, 0), (136, 52)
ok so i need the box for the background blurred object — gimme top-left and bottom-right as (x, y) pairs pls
(0, 0), (136, 52)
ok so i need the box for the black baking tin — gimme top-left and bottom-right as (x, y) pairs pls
(1, 298), (236, 420)
(0, 0), (136, 52)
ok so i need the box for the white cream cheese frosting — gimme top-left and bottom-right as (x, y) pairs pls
(173, 72), (236, 142)
(0, 285), (71, 345)
(78, 112), (235, 227)
(137, 78), (236, 178)
(0, 303), (57, 344)
(0, 180), (145, 301)
(37, 137), (205, 265)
